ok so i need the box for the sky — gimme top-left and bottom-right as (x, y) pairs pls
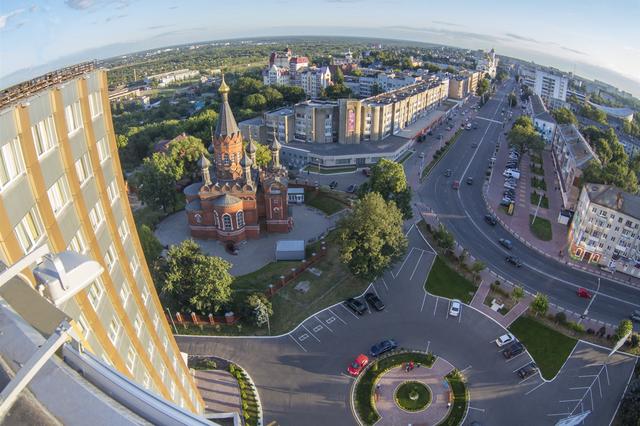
(0, 0), (639, 96)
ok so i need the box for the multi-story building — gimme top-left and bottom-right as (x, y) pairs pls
(529, 94), (557, 143)
(269, 48), (292, 68)
(568, 184), (640, 277)
(293, 100), (339, 144)
(0, 62), (204, 413)
(299, 66), (332, 99)
(263, 64), (290, 86)
(475, 48), (498, 78)
(534, 69), (568, 107)
(551, 124), (600, 208)
(447, 70), (481, 100)
(265, 107), (295, 145)
(145, 69), (200, 88)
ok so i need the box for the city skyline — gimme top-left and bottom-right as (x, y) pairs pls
(0, 0), (639, 96)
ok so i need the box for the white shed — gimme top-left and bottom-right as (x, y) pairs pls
(287, 188), (305, 204)
(276, 240), (306, 261)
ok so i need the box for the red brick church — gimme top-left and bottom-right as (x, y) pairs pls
(184, 76), (292, 242)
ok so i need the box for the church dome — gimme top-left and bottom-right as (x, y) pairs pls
(213, 193), (242, 207)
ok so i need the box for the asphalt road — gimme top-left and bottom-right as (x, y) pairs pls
(417, 79), (640, 330)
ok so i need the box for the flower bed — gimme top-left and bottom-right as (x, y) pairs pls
(394, 381), (431, 412)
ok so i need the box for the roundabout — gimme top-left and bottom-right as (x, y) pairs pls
(394, 381), (431, 412)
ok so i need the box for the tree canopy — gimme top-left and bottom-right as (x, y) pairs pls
(551, 107), (577, 125)
(578, 103), (608, 125)
(507, 115), (545, 155)
(135, 152), (183, 213)
(159, 240), (233, 314)
(167, 135), (208, 179)
(358, 158), (413, 219)
(476, 78), (491, 97)
(323, 83), (352, 100)
(337, 192), (408, 280)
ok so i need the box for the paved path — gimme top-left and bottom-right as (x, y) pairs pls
(375, 358), (454, 426)
(470, 273), (532, 328)
(195, 369), (242, 415)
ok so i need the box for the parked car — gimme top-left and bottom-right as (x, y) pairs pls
(500, 198), (513, 207)
(362, 168), (372, 177)
(484, 214), (497, 226)
(630, 310), (640, 322)
(517, 363), (538, 379)
(419, 152), (425, 159)
(344, 297), (367, 315)
(505, 255), (523, 267)
(449, 299), (462, 317)
(471, 142), (478, 148)
(347, 354), (369, 376)
(369, 339), (398, 357)
(499, 238), (513, 249)
(346, 184), (356, 193)
(503, 170), (521, 179)
(577, 288), (592, 299)
(502, 342), (525, 359)
(365, 292), (385, 311)
(466, 177), (474, 185)
(444, 169), (452, 177)
(329, 181), (338, 189)
(452, 180), (460, 190)
(495, 333), (516, 347)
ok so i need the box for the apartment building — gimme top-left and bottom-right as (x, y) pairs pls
(293, 100), (339, 144)
(145, 69), (199, 87)
(568, 184), (640, 277)
(530, 94), (557, 143)
(299, 66), (332, 99)
(534, 69), (569, 107)
(447, 70), (481, 100)
(263, 64), (290, 86)
(265, 107), (295, 145)
(0, 62), (204, 413)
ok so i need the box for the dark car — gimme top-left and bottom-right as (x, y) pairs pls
(365, 292), (385, 311)
(225, 241), (239, 255)
(370, 339), (398, 357)
(484, 214), (497, 226)
(502, 342), (524, 359)
(444, 169), (452, 177)
(630, 310), (640, 322)
(346, 184), (356, 193)
(329, 181), (338, 189)
(505, 255), (522, 267)
(344, 297), (367, 315)
(466, 177), (474, 185)
(517, 363), (538, 379)
(499, 238), (513, 250)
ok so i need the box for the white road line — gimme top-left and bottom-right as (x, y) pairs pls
(547, 413), (571, 417)
(505, 352), (526, 363)
(513, 362), (533, 373)
(289, 334), (307, 352)
(370, 284), (380, 298)
(604, 363), (610, 386)
(569, 387), (589, 390)
(316, 316), (333, 333)
(559, 399), (581, 403)
(426, 340), (431, 353)
(519, 373), (540, 385)
(381, 278), (390, 290)
(340, 304), (361, 319)
(328, 308), (348, 325)
(394, 247), (415, 278)
(420, 292), (427, 312)
(578, 374), (598, 378)
(433, 297), (439, 316)
(458, 308), (462, 323)
(589, 388), (594, 411)
(468, 406), (485, 412)
(476, 116), (504, 124)
(525, 381), (545, 395)
(461, 365), (472, 373)
(410, 250), (425, 281)
(301, 324), (320, 342)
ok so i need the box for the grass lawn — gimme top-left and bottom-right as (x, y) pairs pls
(439, 373), (468, 426)
(530, 192), (549, 209)
(529, 215), (553, 241)
(395, 381), (431, 411)
(304, 164), (357, 174)
(397, 150), (414, 164)
(531, 176), (547, 191)
(304, 189), (349, 215)
(424, 256), (476, 304)
(133, 197), (185, 229)
(509, 316), (577, 380)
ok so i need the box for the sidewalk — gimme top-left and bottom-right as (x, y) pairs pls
(470, 271), (532, 328)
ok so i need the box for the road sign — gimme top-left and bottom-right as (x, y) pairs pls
(554, 411), (590, 426)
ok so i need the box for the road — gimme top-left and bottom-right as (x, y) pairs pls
(415, 78), (640, 329)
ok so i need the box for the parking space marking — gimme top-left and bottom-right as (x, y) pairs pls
(312, 325), (323, 333)
(468, 406), (485, 412)
(569, 387), (589, 390)
(289, 334), (307, 352)
(518, 373), (540, 384)
(426, 340), (431, 353)
(315, 316), (333, 333)
(420, 292), (427, 312)
(513, 362), (533, 373)
(505, 352), (526, 363)
(409, 250), (424, 281)
(458, 308), (462, 323)
(381, 278), (389, 290)
(393, 247), (415, 278)
(559, 399), (581, 403)
(370, 284), (380, 298)
(326, 317), (336, 325)
(433, 297), (439, 317)
(301, 324), (321, 342)
(547, 413), (571, 417)
(328, 308), (348, 325)
(461, 365), (472, 373)
(340, 304), (361, 319)
(299, 333), (309, 341)
(578, 374), (598, 378)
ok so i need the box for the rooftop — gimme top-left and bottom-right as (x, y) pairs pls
(587, 102), (635, 120)
(586, 184), (640, 220)
(284, 134), (411, 157)
(557, 124), (599, 168)
(531, 94), (555, 123)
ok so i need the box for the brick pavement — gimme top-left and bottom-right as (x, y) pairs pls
(375, 357), (454, 426)
(195, 369), (242, 415)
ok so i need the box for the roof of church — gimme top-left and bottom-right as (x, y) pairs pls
(246, 137), (257, 153)
(240, 153), (252, 167)
(214, 75), (240, 139)
(213, 193), (242, 206)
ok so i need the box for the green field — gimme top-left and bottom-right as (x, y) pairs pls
(529, 215), (553, 241)
(424, 256), (476, 304)
(509, 316), (577, 380)
(304, 190), (349, 215)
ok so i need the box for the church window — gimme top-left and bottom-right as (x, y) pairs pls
(222, 214), (232, 230)
(223, 154), (230, 166)
(236, 211), (245, 228)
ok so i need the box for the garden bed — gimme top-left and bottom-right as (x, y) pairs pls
(438, 371), (468, 426)
(529, 215), (553, 241)
(394, 381), (431, 412)
(530, 192), (549, 209)
(421, 130), (462, 179)
(304, 189), (350, 215)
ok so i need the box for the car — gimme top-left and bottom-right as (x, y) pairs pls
(466, 177), (473, 185)
(365, 292), (385, 311)
(577, 288), (592, 299)
(444, 169), (452, 177)
(344, 297), (367, 315)
(452, 180), (460, 190)
(484, 214), (497, 225)
(473, 123), (478, 129)
(362, 168), (372, 177)
(504, 183), (517, 190)
(225, 241), (239, 255)
(499, 238), (513, 249)
(347, 354), (369, 376)
(502, 342), (524, 359)
(329, 180), (338, 189)
(505, 255), (522, 267)
(449, 299), (462, 317)
(419, 152), (425, 159)
(346, 184), (356, 193)
(630, 310), (640, 322)
(495, 333), (516, 347)
(471, 143), (478, 148)
(369, 339), (398, 357)
(517, 363), (538, 379)
(500, 198), (513, 207)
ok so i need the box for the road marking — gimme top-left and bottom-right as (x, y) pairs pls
(393, 247), (415, 278)
(518, 373), (540, 384)
(326, 316), (336, 325)
(315, 316), (333, 333)
(370, 284), (380, 298)
(426, 340), (431, 353)
(302, 324), (320, 342)
(461, 365), (472, 373)
(476, 116), (504, 124)
(433, 297), (439, 316)
(569, 387), (589, 390)
(298, 333), (308, 341)
(513, 362), (533, 373)
(289, 334), (307, 352)
(410, 250), (424, 281)
(505, 352), (526, 363)
(420, 292), (427, 312)
(340, 373), (355, 379)
(328, 308), (348, 325)
(381, 278), (389, 290)
(525, 381), (545, 395)
(578, 374), (598, 378)
(547, 413), (571, 417)
(340, 304), (361, 319)
(468, 406), (485, 412)
(312, 325), (323, 333)
(559, 399), (581, 403)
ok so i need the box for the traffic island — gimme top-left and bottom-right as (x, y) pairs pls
(394, 381), (431, 412)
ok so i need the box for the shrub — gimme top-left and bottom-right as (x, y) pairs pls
(568, 322), (585, 334)
(555, 312), (567, 325)
(630, 334), (639, 348)
(586, 328), (595, 335)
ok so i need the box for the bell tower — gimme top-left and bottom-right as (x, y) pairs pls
(211, 74), (244, 182)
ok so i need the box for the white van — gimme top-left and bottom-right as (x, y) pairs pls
(503, 170), (521, 179)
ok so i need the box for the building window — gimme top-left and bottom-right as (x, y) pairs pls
(147, 342), (155, 361)
(223, 153), (230, 166)
(107, 317), (122, 345)
(47, 176), (71, 216)
(104, 244), (117, 272)
(134, 314), (142, 337)
(106, 179), (119, 204)
(118, 219), (129, 241)
(126, 346), (137, 373)
(163, 336), (168, 352)
(88, 91), (103, 118)
(153, 313), (159, 331)
(76, 314), (90, 340)
(222, 214), (232, 231)
(130, 255), (140, 275)
(119, 282), (131, 308)
(88, 202), (105, 231)
(159, 364), (166, 383)
(87, 278), (105, 310)
(143, 371), (151, 389)
(14, 207), (44, 254)
(141, 285), (150, 307)
(236, 211), (245, 228)
(96, 137), (110, 163)
(0, 137), (26, 192)
(31, 116), (58, 157)
(170, 381), (176, 399)
(68, 229), (88, 254)
(75, 154), (93, 186)
(214, 212), (219, 228)
(64, 101), (83, 135)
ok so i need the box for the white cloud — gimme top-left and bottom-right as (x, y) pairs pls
(65, 0), (94, 9)
(0, 9), (25, 30)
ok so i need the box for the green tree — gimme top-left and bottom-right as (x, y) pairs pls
(358, 158), (413, 219)
(246, 293), (273, 329)
(507, 92), (518, 108)
(476, 78), (491, 97)
(337, 192), (408, 280)
(614, 319), (633, 341)
(261, 86), (284, 108)
(160, 240), (232, 314)
(333, 67), (345, 84)
(507, 115), (545, 155)
(255, 143), (272, 168)
(551, 107), (577, 125)
(324, 83), (352, 100)
(230, 77), (264, 106)
(138, 224), (163, 264)
(470, 261), (486, 282)
(136, 152), (183, 213)
(167, 135), (208, 179)
(244, 93), (267, 110)
(277, 85), (307, 104)
(578, 103), (607, 125)
(434, 224), (454, 251)
(512, 286), (525, 301)
(116, 133), (129, 149)
(530, 293), (549, 317)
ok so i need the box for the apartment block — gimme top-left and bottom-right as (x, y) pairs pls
(568, 184), (640, 277)
(265, 107), (295, 145)
(534, 69), (569, 105)
(0, 63), (204, 413)
(294, 100), (339, 144)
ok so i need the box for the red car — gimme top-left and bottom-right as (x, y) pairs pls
(452, 180), (460, 190)
(577, 288), (592, 299)
(347, 354), (369, 376)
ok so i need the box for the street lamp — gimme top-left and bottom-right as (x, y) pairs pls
(0, 244), (104, 417)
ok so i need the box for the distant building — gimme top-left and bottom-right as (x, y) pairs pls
(447, 70), (482, 100)
(529, 94), (557, 143)
(533, 69), (568, 108)
(294, 100), (339, 144)
(263, 64), (290, 86)
(475, 48), (498, 78)
(299, 66), (332, 99)
(568, 184), (640, 277)
(587, 102), (634, 122)
(265, 107), (295, 145)
(145, 69), (199, 87)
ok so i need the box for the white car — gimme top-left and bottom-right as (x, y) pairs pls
(449, 299), (461, 317)
(495, 333), (515, 347)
